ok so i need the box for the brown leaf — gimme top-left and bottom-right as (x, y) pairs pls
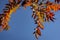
(22, 0), (32, 9)
(55, 0), (60, 3)
(33, 27), (41, 39)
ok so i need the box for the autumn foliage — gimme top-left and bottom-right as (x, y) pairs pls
(0, 0), (60, 40)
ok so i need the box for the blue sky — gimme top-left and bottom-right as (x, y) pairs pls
(0, 0), (60, 40)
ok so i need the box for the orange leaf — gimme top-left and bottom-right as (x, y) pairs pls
(37, 21), (44, 29)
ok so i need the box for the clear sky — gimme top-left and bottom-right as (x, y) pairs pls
(0, 0), (60, 40)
